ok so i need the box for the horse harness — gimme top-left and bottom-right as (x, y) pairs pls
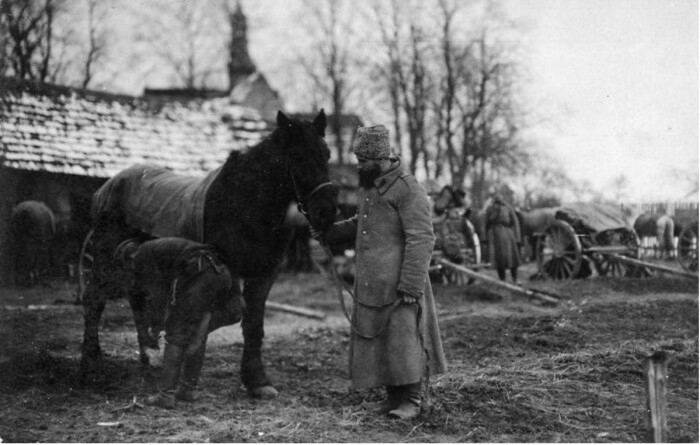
(285, 155), (335, 220)
(169, 249), (226, 307)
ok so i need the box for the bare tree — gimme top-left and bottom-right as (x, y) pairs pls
(0, 0), (64, 82)
(134, 0), (228, 90)
(296, 0), (358, 164)
(609, 174), (630, 202)
(370, 0), (434, 175)
(81, 0), (107, 89)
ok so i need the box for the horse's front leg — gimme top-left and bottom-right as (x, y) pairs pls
(240, 275), (278, 398)
(128, 287), (161, 367)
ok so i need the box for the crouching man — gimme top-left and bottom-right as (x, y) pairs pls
(114, 237), (241, 409)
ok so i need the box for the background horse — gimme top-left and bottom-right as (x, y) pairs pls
(633, 212), (675, 259)
(81, 110), (337, 398)
(621, 203), (676, 260)
(515, 207), (559, 262)
(9, 200), (56, 286)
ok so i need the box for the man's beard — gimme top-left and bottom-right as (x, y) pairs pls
(359, 164), (382, 189)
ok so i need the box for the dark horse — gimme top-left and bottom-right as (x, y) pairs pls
(80, 111), (337, 398)
(9, 200), (57, 286)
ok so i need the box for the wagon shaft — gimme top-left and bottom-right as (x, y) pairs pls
(610, 254), (698, 280)
(583, 245), (638, 255)
(437, 259), (561, 304)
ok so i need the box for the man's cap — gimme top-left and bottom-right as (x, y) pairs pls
(352, 125), (391, 160)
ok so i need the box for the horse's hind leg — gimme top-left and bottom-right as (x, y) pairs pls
(240, 276), (278, 398)
(80, 275), (109, 384)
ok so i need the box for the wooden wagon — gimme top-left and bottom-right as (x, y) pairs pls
(534, 202), (642, 280)
(676, 218), (699, 273)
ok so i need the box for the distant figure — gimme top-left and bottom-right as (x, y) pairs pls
(114, 237), (241, 409)
(433, 186), (475, 265)
(9, 200), (56, 286)
(485, 192), (522, 284)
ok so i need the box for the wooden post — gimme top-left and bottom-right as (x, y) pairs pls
(644, 351), (670, 443)
(266, 301), (326, 320)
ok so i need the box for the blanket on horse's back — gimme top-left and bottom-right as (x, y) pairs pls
(91, 164), (220, 242)
(555, 202), (630, 234)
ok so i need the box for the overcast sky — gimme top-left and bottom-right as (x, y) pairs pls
(501, 0), (698, 201)
(111, 0), (698, 203)
(241, 0), (698, 202)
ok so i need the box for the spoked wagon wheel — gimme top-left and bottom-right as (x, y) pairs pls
(677, 224), (698, 273)
(536, 220), (582, 280)
(76, 229), (95, 303)
(592, 229), (644, 278)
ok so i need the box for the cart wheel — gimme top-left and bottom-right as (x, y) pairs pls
(76, 229), (95, 303)
(592, 229), (645, 277)
(677, 224), (698, 273)
(536, 220), (582, 280)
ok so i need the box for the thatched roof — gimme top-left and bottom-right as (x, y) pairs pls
(0, 77), (269, 178)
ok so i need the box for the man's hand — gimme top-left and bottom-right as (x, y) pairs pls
(398, 291), (419, 305)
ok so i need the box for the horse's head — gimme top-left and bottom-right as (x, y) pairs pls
(274, 110), (337, 234)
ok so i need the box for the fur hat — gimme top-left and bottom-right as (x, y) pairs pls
(352, 125), (391, 160)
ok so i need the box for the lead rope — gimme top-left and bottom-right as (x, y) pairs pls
(320, 243), (399, 339)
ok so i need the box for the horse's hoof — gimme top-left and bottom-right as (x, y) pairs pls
(248, 385), (278, 399)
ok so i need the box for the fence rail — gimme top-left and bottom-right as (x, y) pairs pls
(637, 201), (698, 216)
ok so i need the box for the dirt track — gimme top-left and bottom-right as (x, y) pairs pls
(0, 263), (697, 443)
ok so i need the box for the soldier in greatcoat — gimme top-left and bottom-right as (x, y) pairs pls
(320, 125), (447, 420)
(114, 237), (241, 409)
(485, 191), (522, 284)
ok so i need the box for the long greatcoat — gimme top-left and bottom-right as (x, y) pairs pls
(328, 161), (447, 389)
(485, 200), (521, 270)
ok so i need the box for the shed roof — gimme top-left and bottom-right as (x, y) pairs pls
(0, 77), (269, 178)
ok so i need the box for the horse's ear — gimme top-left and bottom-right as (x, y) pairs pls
(275, 111), (293, 145)
(277, 110), (291, 128)
(313, 109), (326, 137)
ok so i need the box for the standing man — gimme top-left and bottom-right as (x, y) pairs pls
(485, 191), (522, 284)
(320, 125), (447, 420)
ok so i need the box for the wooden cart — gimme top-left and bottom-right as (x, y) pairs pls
(534, 203), (642, 280)
(677, 219), (699, 273)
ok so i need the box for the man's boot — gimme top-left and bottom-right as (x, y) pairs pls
(371, 385), (401, 414)
(388, 382), (422, 420)
(146, 343), (184, 409)
(176, 343), (206, 402)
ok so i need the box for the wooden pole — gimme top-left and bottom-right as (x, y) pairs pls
(436, 259), (561, 305)
(644, 351), (670, 443)
(611, 254), (698, 280)
(266, 301), (326, 320)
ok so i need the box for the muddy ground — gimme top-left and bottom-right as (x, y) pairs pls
(0, 261), (697, 443)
